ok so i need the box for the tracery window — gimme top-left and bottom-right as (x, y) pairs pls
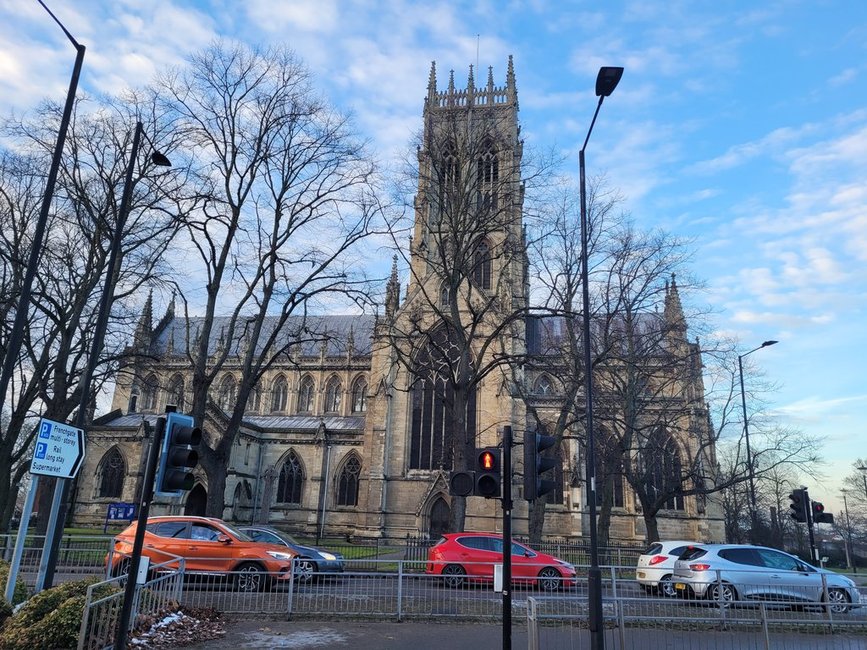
(336, 455), (361, 506)
(643, 428), (685, 511)
(350, 377), (367, 413)
(472, 240), (492, 290)
(276, 451), (304, 504)
(217, 374), (237, 411)
(167, 374), (185, 411)
(298, 376), (315, 413)
(271, 376), (288, 412)
(141, 374), (159, 411)
(96, 448), (125, 498)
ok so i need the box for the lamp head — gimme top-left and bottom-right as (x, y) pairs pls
(595, 67), (624, 97)
(150, 151), (172, 167)
(858, 465), (867, 473)
(761, 340), (778, 348)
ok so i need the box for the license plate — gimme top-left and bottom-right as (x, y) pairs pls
(675, 583), (686, 591)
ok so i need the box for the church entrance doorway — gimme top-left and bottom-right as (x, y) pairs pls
(184, 483), (207, 516)
(428, 497), (450, 539)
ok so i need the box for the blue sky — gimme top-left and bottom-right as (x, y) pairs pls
(1, 0), (864, 509)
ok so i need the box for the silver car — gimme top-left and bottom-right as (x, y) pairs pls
(673, 544), (861, 613)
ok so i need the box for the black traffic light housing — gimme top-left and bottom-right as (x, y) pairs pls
(475, 447), (501, 498)
(788, 488), (807, 523)
(523, 431), (558, 501)
(449, 469), (475, 497)
(155, 412), (202, 496)
(811, 500), (834, 524)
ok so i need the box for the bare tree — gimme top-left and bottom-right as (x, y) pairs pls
(0, 96), (183, 530)
(153, 41), (383, 516)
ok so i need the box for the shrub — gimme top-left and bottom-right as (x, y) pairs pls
(0, 561), (28, 606)
(0, 577), (118, 650)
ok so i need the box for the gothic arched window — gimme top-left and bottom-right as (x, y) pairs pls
(534, 375), (554, 396)
(298, 376), (315, 413)
(476, 145), (498, 212)
(96, 448), (125, 498)
(336, 455), (361, 506)
(167, 374), (185, 411)
(643, 428), (685, 511)
(409, 327), (476, 470)
(324, 376), (342, 413)
(271, 376), (289, 412)
(472, 240), (492, 290)
(276, 451), (304, 504)
(217, 374), (237, 411)
(247, 381), (261, 413)
(350, 377), (367, 414)
(141, 374), (159, 412)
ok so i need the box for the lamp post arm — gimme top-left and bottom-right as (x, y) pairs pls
(38, 0), (83, 49)
(581, 96), (605, 154)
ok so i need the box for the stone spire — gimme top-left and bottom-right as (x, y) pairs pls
(663, 273), (686, 338)
(447, 69), (455, 94)
(133, 289), (153, 348)
(467, 64), (475, 96)
(506, 54), (518, 107)
(487, 65), (495, 92)
(427, 60), (437, 102)
(385, 255), (400, 319)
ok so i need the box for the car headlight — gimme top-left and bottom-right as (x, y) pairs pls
(841, 577), (856, 588)
(556, 560), (575, 572)
(319, 552), (337, 561)
(266, 551), (294, 560)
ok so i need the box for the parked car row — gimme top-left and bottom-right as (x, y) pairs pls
(106, 516), (344, 591)
(637, 540), (861, 614)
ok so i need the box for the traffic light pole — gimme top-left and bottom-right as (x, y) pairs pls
(115, 417), (164, 650)
(501, 425), (512, 650)
(804, 487), (818, 564)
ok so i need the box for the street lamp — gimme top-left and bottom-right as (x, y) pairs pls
(738, 339), (778, 543)
(580, 65), (623, 650)
(0, 1), (85, 429)
(41, 121), (171, 590)
(858, 465), (867, 501)
(841, 491), (856, 573)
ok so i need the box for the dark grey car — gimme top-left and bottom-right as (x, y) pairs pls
(238, 526), (344, 583)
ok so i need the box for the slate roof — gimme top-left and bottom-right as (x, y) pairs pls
(153, 314), (376, 358)
(94, 412), (364, 433)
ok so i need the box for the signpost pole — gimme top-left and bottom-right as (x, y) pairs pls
(4, 476), (38, 603)
(34, 478), (67, 592)
(115, 418), (163, 650)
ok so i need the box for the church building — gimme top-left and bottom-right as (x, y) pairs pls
(71, 58), (725, 544)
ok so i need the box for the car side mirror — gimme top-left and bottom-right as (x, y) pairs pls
(217, 534), (232, 545)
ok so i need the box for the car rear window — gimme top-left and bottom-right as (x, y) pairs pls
(457, 536), (489, 551)
(669, 545), (690, 558)
(678, 547), (706, 561)
(643, 543), (663, 555)
(719, 548), (762, 566)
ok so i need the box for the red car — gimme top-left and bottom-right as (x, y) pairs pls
(425, 532), (577, 590)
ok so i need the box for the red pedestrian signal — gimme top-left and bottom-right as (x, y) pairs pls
(475, 447), (501, 498)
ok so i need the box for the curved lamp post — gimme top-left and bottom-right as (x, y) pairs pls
(738, 339), (777, 543)
(580, 65), (623, 650)
(858, 465), (867, 501)
(41, 122), (171, 591)
(0, 1), (85, 429)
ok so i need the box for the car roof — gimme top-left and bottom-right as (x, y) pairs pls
(145, 515), (225, 523)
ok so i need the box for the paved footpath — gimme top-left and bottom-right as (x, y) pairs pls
(185, 619), (528, 649)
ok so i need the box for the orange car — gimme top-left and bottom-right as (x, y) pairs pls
(107, 515), (298, 591)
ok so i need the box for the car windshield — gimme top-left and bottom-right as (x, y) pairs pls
(220, 522), (252, 542)
(678, 547), (706, 561)
(266, 529), (299, 545)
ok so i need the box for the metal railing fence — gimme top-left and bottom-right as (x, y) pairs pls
(77, 555), (185, 650)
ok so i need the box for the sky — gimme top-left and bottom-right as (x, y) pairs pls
(0, 0), (864, 512)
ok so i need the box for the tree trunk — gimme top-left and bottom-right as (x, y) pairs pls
(528, 499), (547, 546)
(643, 511), (660, 543)
(200, 452), (228, 518)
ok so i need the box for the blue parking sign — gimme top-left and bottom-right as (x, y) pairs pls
(35, 442), (47, 459)
(39, 420), (52, 439)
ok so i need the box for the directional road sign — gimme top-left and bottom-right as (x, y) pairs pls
(29, 418), (86, 479)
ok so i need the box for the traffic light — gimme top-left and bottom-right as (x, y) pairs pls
(523, 431), (558, 501)
(811, 500), (834, 524)
(155, 412), (202, 496)
(475, 447), (501, 498)
(788, 488), (807, 523)
(449, 469), (475, 497)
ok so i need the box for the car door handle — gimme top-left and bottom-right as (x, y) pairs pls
(770, 574), (781, 579)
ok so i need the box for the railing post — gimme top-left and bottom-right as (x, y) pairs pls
(76, 582), (97, 650)
(286, 557), (295, 618)
(759, 602), (770, 650)
(527, 596), (538, 650)
(397, 560), (403, 622)
(613, 565), (626, 649)
(821, 572), (834, 631)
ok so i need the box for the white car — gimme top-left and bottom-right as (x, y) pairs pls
(636, 540), (701, 597)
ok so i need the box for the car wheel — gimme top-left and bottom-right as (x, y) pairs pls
(826, 588), (851, 614)
(538, 567), (562, 592)
(235, 562), (266, 592)
(708, 583), (737, 606)
(658, 574), (677, 598)
(441, 564), (466, 588)
(294, 558), (317, 583)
